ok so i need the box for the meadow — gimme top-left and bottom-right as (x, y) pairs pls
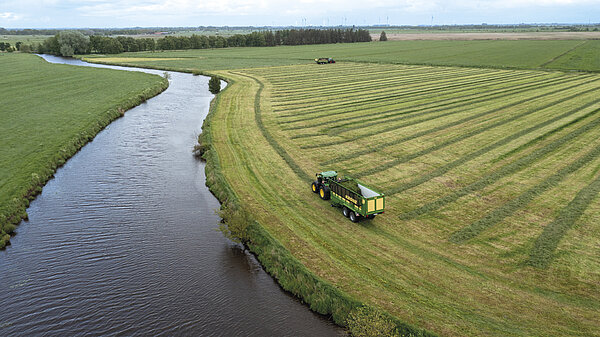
(25, 39), (600, 335)
(83, 39), (600, 72)
(0, 53), (167, 248)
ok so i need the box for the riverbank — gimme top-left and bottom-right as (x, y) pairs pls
(0, 53), (168, 248)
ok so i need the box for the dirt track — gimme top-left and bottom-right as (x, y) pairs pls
(372, 32), (600, 41)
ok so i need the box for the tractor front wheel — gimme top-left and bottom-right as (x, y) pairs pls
(349, 211), (359, 223)
(311, 181), (319, 193)
(319, 186), (331, 200)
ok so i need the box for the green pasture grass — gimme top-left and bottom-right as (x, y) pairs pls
(545, 40), (600, 71)
(196, 63), (600, 336)
(0, 53), (167, 248)
(84, 39), (600, 72)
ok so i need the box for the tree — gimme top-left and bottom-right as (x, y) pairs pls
(57, 30), (90, 56)
(208, 76), (221, 94)
(379, 31), (388, 41)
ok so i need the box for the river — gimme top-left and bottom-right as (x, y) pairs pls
(0, 55), (342, 336)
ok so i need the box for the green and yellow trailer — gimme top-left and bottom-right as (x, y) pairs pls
(311, 171), (385, 222)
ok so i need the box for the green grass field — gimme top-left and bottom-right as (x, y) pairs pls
(197, 62), (600, 336)
(17, 39), (600, 335)
(83, 39), (600, 72)
(0, 53), (167, 248)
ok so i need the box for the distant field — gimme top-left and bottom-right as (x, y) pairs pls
(84, 39), (600, 72)
(0, 35), (48, 46)
(206, 62), (600, 336)
(0, 53), (167, 248)
(374, 32), (600, 41)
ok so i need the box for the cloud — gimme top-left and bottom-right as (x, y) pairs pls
(0, 12), (21, 20)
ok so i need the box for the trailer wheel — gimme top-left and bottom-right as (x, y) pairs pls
(319, 186), (331, 200)
(342, 207), (350, 217)
(349, 211), (359, 223)
(366, 214), (376, 219)
(311, 181), (319, 193)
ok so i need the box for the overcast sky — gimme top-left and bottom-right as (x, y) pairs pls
(1, 0), (599, 29)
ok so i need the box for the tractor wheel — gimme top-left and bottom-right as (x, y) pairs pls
(349, 211), (359, 223)
(319, 186), (331, 200)
(311, 181), (319, 193)
(366, 214), (376, 219)
(342, 207), (350, 217)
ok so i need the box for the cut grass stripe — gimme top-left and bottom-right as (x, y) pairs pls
(315, 75), (596, 154)
(328, 75), (596, 137)
(270, 68), (501, 104)
(352, 85), (600, 179)
(385, 96), (600, 195)
(527, 173), (600, 269)
(319, 77), (599, 163)
(450, 141), (600, 244)
(274, 70), (529, 115)
(280, 71), (548, 128)
(231, 72), (312, 182)
(399, 111), (600, 220)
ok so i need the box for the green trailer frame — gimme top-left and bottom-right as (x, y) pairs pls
(312, 171), (385, 222)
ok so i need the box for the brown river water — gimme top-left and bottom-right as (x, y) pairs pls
(0, 55), (343, 336)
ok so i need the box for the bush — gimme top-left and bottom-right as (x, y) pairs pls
(347, 306), (398, 337)
(217, 202), (251, 244)
(209, 76), (221, 94)
(380, 31), (388, 41)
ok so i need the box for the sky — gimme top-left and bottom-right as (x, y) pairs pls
(0, 0), (599, 29)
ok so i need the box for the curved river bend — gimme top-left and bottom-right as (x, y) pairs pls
(0, 55), (342, 336)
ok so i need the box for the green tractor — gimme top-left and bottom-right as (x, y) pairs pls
(312, 171), (385, 222)
(315, 57), (335, 64)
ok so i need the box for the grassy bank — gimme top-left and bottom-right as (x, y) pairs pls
(0, 53), (168, 248)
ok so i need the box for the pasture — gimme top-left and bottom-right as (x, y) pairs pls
(83, 39), (600, 72)
(0, 53), (167, 248)
(201, 62), (600, 336)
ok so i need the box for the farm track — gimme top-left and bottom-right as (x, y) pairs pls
(206, 62), (600, 337)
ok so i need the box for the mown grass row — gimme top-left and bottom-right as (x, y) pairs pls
(450, 135), (600, 244)
(399, 112), (600, 220)
(279, 70), (550, 128)
(270, 67), (506, 104)
(351, 81), (600, 179)
(273, 69), (539, 116)
(280, 71), (555, 130)
(527, 172), (600, 268)
(385, 97), (600, 195)
(229, 71), (312, 182)
(315, 74), (596, 156)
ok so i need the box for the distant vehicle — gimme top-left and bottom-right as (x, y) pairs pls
(315, 58), (335, 64)
(312, 171), (385, 222)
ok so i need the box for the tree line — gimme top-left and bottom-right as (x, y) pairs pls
(31, 28), (371, 56)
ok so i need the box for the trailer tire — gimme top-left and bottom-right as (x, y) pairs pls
(319, 186), (331, 200)
(342, 207), (350, 217)
(366, 214), (376, 219)
(311, 181), (319, 193)
(349, 211), (359, 223)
